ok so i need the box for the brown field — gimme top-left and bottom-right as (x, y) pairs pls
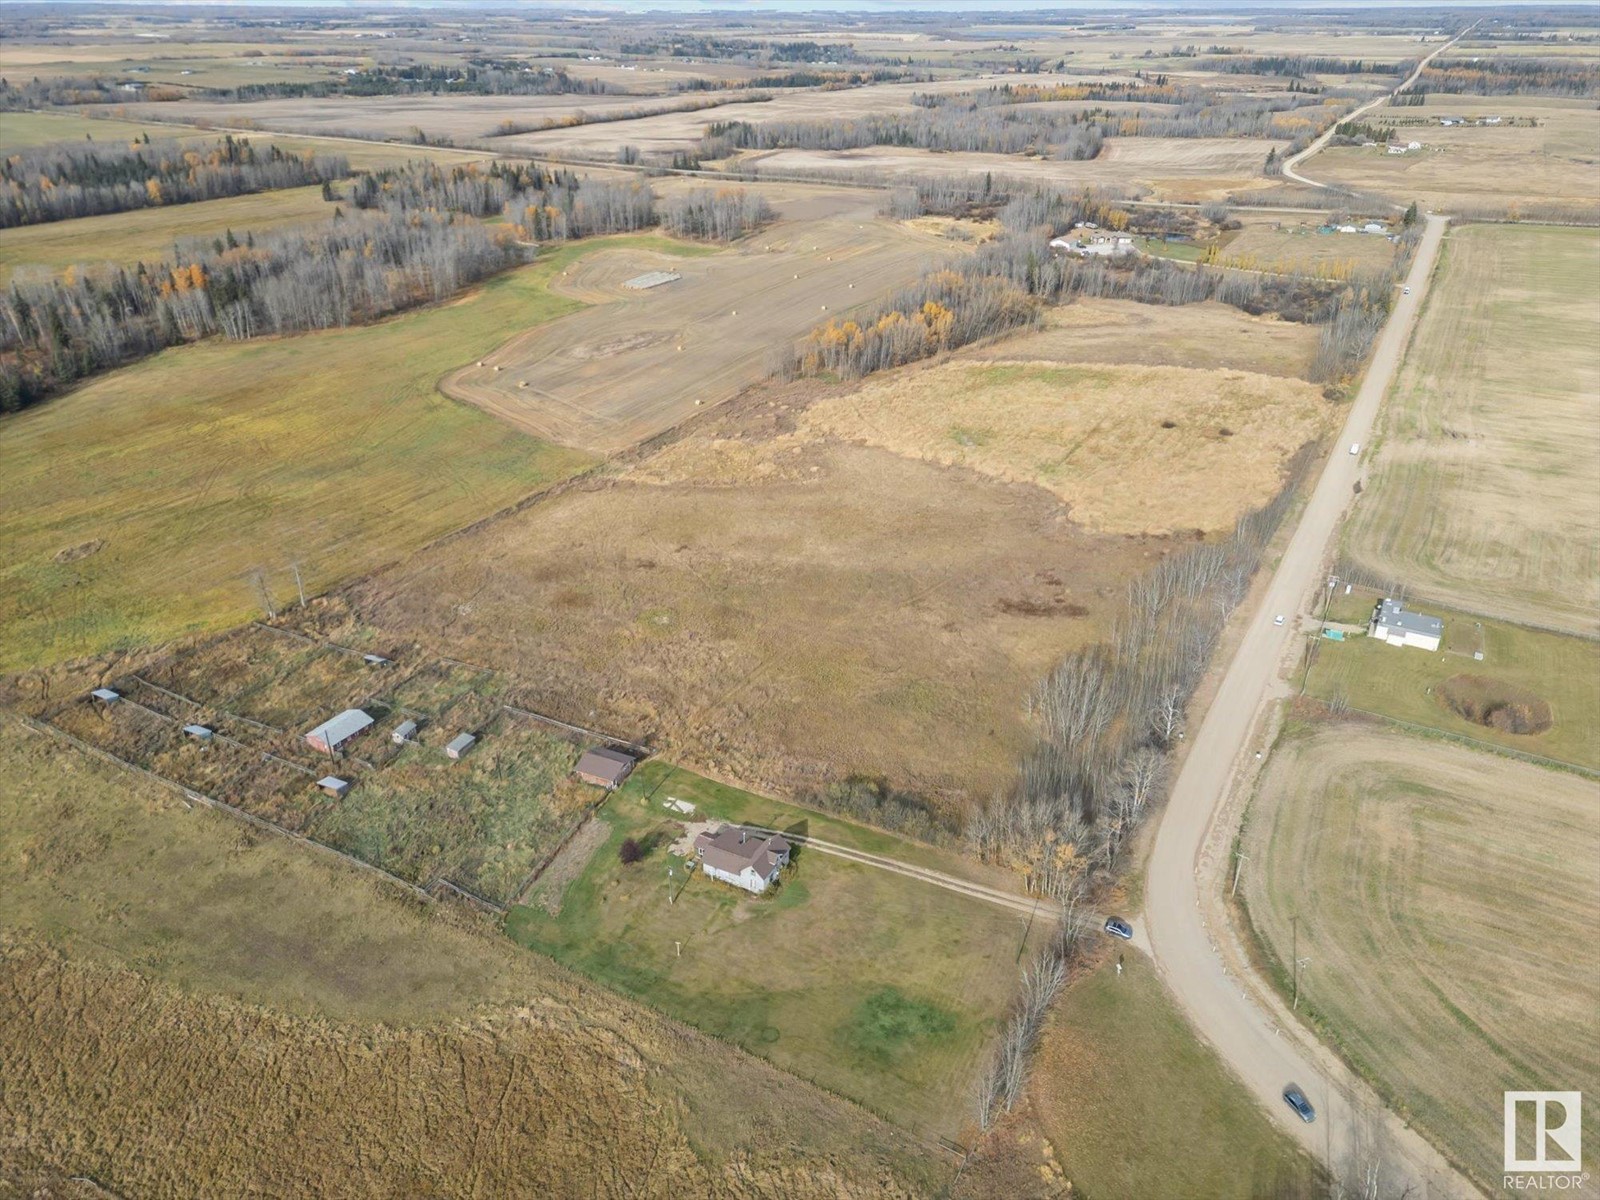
(1241, 721), (1600, 1195)
(351, 389), (1169, 806)
(799, 358), (1333, 535)
(0, 718), (948, 1198)
(1315, 94), (1600, 213)
(739, 139), (1287, 201)
(444, 186), (949, 453)
(1345, 223), (1600, 633)
(958, 299), (1322, 379)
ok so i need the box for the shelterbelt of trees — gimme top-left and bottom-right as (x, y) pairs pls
(0, 135), (347, 228)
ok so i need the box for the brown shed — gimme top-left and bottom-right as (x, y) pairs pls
(574, 747), (635, 789)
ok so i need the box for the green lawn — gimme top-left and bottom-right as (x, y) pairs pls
(0, 234), (709, 671)
(1033, 956), (1321, 1199)
(506, 763), (1043, 1137)
(1303, 594), (1600, 769)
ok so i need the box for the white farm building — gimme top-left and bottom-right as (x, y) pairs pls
(1370, 598), (1443, 652)
(693, 825), (791, 894)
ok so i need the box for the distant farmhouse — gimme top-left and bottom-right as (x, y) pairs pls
(693, 825), (791, 894)
(1370, 598), (1443, 652)
(1049, 225), (1136, 258)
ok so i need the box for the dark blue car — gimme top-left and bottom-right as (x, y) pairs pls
(1104, 916), (1134, 940)
(1283, 1084), (1316, 1123)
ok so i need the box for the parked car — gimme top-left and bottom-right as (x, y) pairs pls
(1104, 916), (1134, 940)
(1349, 443), (1360, 455)
(1282, 1084), (1317, 1123)
(1273, 614), (1286, 626)
(1403, 285), (1411, 295)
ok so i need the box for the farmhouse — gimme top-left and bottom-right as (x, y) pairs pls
(1049, 227), (1135, 258)
(1387, 145), (1409, 156)
(1370, 598), (1444, 652)
(304, 708), (373, 754)
(574, 746), (636, 789)
(693, 824), (791, 894)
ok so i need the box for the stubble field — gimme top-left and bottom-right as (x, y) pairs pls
(1344, 223), (1600, 634)
(1240, 721), (1600, 1195)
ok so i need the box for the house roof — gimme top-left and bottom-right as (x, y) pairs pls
(575, 747), (634, 784)
(306, 708), (373, 746)
(694, 825), (789, 879)
(1375, 598), (1443, 637)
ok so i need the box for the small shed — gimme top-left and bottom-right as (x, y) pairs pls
(575, 747), (636, 789)
(317, 775), (351, 799)
(446, 732), (476, 760)
(392, 719), (418, 745)
(363, 653), (391, 666)
(183, 724), (213, 740)
(305, 708), (374, 755)
(91, 688), (121, 705)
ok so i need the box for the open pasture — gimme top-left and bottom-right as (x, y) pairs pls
(1216, 218), (1400, 275)
(351, 399), (1165, 806)
(0, 238), (648, 672)
(443, 189), (945, 453)
(1345, 223), (1600, 634)
(738, 138), (1286, 201)
(800, 359), (1333, 536)
(508, 761), (1044, 1137)
(1241, 722), (1600, 1195)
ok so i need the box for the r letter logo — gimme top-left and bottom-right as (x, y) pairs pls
(1505, 1092), (1583, 1181)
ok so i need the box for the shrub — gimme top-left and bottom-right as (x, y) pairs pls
(618, 837), (643, 865)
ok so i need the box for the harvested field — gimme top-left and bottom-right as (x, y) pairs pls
(508, 763), (1043, 1137)
(738, 139), (1288, 201)
(0, 183), (342, 282)
(352, 393), (1167, 804)
(1345, 224), (1600, 633)
(442, 188), (950, 452)
(1240, 722), (1600, 1195)
(0, 719), (946, 1197)
(959, 299), (1322, 379)
(802, 359), (1333, 535)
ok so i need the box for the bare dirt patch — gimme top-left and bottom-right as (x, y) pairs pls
(802, 359), (1332, 534)
(1436, 673), (1553, 735)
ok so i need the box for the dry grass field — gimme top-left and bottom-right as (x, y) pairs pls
(1216, 219), (1400, 275)
(444, 188), (947, 452)
(0, 238), (700, 672)
(1315, 95), (1600, 214)
(0, 718), (948, 1198)
(741, 139), (1286, 201)
(1345, 224), (1600, 634)
(801, 359), (1334, 535)
(351, 387), (1166, 805)
(1240, 721), (1600, 1195)
(509, 762), (1044, 1138)
(0, 183), (341, 282)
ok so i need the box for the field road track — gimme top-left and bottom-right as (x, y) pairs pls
(1143, 214), (1479, 1198)
(1283, 24), (1474, 194)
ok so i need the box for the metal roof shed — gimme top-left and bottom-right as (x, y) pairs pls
(575, 747), (636, 789)
(446, 733), (476, 760)
(317, 776), (351, 799)
(183, 724), (213, 740)
(91, 688), (121, 704)
(392, 719), (418, 745)
(305, 708), (374, 754)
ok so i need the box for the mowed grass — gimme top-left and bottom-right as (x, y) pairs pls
(507, 762), (1043, 1137)
(1303, 596), (1600, 769)
(1346, 224), (1600, 634)
(1030, 956), (1319, 1199)
(1240, 723), (1600, 1194)
(0, 235), (704, 672)
(0, 715), (950, 1198)
(0, 110), (194, 152)
(0, 183), (341, 281)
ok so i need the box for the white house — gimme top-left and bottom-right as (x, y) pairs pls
(1407, 140), (1422, 150)
(1370, 598), (1443, 652)
(693, 825), (792, 894)
(1387, 145), (1409, 155)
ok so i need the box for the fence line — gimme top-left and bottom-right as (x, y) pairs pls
(1340, 706), (1598, 778)
(128, 673), (287, 735)
(112, 693), (320, 779)
(501, 703), (651, 755)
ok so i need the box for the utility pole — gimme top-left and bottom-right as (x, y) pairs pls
(293, 562), (306, 608)
(1295, 956), (1311, 1011)
(1231, 851), (1249, 899)
(1291, 915), (1300, 1009)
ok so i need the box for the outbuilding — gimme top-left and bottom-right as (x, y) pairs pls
(317, 775), (351, 799)
(183, 724), (213, 740)
(574, 747), (636, 789)
(392, 719), (418, 745)
(91, 688), (121, 705)
(305, 708), (374, 755)
(446, 732), (476, 760)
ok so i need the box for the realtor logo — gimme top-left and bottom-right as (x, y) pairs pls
(1505, 1092), (1582, 1174)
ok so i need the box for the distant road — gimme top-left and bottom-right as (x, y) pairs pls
(1142, 214), (1477, 1197)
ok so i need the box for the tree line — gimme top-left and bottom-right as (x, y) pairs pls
(1403, 56), (1600, 97)
(659, 187), (774, 240)
(224, 64), (617, 102)
(0, 135), (347, 228)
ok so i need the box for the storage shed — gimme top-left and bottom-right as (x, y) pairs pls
(575, 747), (636, 789)
(305, 708), (374, 754)
(91, 688), (121, 705)
(363, 653), (391, 666)
(183, 724), (213, 740)
(392, 719), (418, 745)
(446, 732), (476, 760)
(317, 776), (351, 799)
